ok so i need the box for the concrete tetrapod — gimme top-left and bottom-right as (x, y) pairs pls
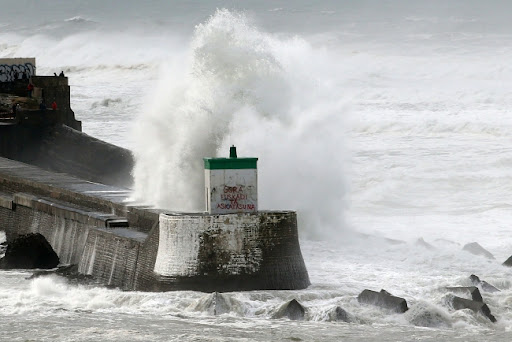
(446, 295), (497, 323)
(445, 286), (483, 302)
(503, 255), (512, 267)
(272, 299), (306, 320)
(462, 242), (494, 259)
(357, 289), (408, 313)
(191, 292), (240, 316)
(469, 275), (500, 293)
(330, 306), (352, 323)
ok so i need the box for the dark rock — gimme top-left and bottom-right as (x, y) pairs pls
(0, 233), (59, 269)
(445, 286), (483, 302)
(273, 299), (306, 320)
(357, 289), (408, 313)
(446, 295), (496, 323)
(503, 255), (512, 267)
(462, 242), (494, 259)
(416, 238), (435, 250)
(469, 274), (500, 293)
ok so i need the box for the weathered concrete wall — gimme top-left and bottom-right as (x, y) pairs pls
(153, 211), (310, 292)
(30, 76), (81, 130)
(1, 189), (145, 290)
(0, 124), (133, 188)
(33, 125), (134, 188)
(0, 124), (44, 161)
(79, 228), (145, 290)
(0, 193), (15, 234)
(205, 169), (258, 214)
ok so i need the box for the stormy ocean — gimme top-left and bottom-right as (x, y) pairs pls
(2, 0), (512, 340)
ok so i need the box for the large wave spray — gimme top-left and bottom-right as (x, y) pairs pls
(132, 10), (348, 239)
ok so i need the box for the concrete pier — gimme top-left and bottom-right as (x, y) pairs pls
(0, 156), (310, 291)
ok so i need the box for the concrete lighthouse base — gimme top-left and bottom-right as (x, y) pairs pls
(151, 211), (311, 292)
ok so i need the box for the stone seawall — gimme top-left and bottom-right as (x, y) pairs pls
(0, 124), (133, 188)
(0, 156), (310, 292)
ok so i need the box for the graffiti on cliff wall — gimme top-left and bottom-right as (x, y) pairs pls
(0, 63), (36, 82)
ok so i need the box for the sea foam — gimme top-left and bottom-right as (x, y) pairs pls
(131, 9), (349, 239)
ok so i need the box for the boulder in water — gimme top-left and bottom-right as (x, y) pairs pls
(0, 233), (59, 269)
(445, 286), (483, 302)
(462, 242), (494, 259)
(357, 289), (408, 313)
(446, 295), (496, 323)
(469, 274), (500, 293)
(272, 299), (306, 320)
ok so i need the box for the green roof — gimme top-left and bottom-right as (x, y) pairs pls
(204, 157), (258, 170)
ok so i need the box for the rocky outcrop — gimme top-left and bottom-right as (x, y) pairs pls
(462, 242), (494, 259)
(357, 289), (408, 313)
(469, 275), (500, 293)
(445, 286), (483, 302)
(272, 299), (306, 320)
(0, 233), (59, 269)
(446, 295), (496, 323)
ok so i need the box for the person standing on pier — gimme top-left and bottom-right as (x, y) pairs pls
(51, 101), (57, 110)
(27, 82), (34, 98)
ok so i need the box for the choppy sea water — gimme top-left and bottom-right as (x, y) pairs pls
(1, 1), (512, 340)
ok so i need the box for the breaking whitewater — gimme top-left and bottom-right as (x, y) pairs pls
(2, 1), (512, 341)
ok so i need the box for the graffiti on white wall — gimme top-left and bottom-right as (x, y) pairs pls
(0, 59), (36, 82)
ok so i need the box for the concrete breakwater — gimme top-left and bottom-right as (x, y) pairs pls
(0, 123), (133, 189)
(0, 156), (310, 291)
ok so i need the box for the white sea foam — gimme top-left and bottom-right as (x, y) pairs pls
(132, 9), (349, 238)
(64, 16), (95, 24)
